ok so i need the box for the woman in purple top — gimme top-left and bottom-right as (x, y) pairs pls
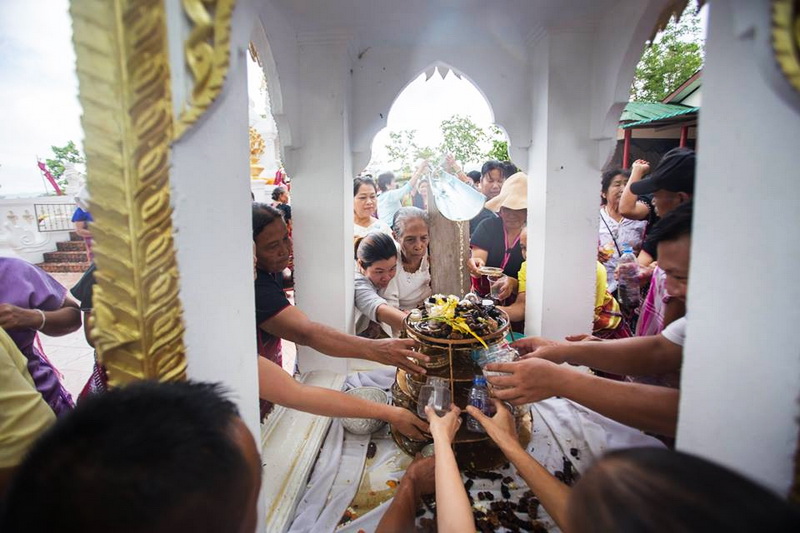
(0, 258), (81, 415)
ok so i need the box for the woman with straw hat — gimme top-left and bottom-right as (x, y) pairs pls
(467, 172), (527, 301)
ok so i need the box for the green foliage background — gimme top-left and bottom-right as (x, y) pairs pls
(44, 140), (84, 191)
(631, 1), (704, 102)
(384, 116), (509, 176)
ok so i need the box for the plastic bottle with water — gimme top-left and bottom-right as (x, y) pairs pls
(466, 375), (495, 433)
(617, 243), (640, 308)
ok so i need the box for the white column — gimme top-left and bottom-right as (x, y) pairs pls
(525, 30), (602, 340)
(675, 0), (800, 495)
(168, 18), (261, 438)
(286, 34), (354, 374)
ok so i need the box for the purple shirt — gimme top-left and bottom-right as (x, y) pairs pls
(0, 258), (74, 415)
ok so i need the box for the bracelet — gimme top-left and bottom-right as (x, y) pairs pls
(35, 309), (46, 331)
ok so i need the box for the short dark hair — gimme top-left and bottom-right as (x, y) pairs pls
(480, 160), (504, 179)
(501, 161), (518, 179)
(645, 200), (693, 248)
(600, 168), (631, 204)
(355, 232), (397, 267)
(252, 202), (284, 240)
(271, 186), (287, 201)
(353, 176), (377, 197)
(376, 172), (396, 193)
(466, 170), (481, 184)
(1, 381), (255, 533)
(392, 206), (429, 237)
(569, 447), (800, 533)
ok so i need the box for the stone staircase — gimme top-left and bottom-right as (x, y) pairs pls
(37, 232), (91, 273)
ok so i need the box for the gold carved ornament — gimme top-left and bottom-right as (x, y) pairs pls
(70, 0), (187, 385)
(175, 0), (237, 139)
(772, 0), (800, 94)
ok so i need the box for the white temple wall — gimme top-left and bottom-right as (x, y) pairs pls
(675, 0), (800, 495)
(168, 3), (261, 440)
(524, 29), (605, 340)
(285, 35), (356, 374)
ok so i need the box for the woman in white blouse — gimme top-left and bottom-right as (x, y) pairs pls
(353, 176), (392, 239)
(353, 208), (432, 338)
(598, 168), (647, 294)
(385, 206), (432, 311)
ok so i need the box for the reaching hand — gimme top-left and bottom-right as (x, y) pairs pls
(389, 407), (430, 441)
(0, 303), (38, 330)
(510, 336), (561, 357)
(484, 358), (562, 405)
(467, 256), (486, 277)
(465, 399), (520, 451)
(413, 159), (430, 177)
(564, 333), (602, 343)
(631, 159), (650, 178)
(426, 404), (462, 444)
(444, 154), (461, 175)
(597, 245), (614, 264)
(493, 276), (517, 301)
(370, 338), (429, 375)
(402, 454), (436, 497)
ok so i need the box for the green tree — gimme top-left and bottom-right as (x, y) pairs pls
(45, 141), (85, 190)
(385, 129), (434, 175)
(486, 125), (509, 162)
(631, 0), (704, 102)
(438, 114), (486, 166)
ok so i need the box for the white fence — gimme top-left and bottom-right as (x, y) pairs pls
(0, 196), (75, 263)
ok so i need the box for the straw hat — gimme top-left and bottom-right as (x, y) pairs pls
(485, 172), (528, 211)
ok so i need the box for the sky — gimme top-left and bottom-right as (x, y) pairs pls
(0, 0), (83, 197)
(0, 0), (494, 197)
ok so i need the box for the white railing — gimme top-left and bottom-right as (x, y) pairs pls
(0, 196), (76, 263)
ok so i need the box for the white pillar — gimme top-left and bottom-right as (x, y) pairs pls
(675, 0), (800, 495)
(168, 16), (261, 439)
(525, 30), (601, 340)
(286, 34), (354, 374)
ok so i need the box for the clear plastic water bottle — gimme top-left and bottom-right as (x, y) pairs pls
(466, 375), (495, 433)
(617, 243), (640, 308)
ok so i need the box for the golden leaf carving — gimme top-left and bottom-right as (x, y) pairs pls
(71, 0), (187, 385)
(175, 0), (237, 139)
(773, 0), (800, 94)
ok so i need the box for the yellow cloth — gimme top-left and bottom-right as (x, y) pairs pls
(517, 261), (527, 293)
(594, 262), (622, 331)
(0, 328), (56, 468)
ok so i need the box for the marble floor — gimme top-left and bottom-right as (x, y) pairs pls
(40, 272), (94, 398)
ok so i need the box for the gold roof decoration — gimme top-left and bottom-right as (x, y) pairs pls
(250, 126), (266, 179)
(250, 126), (266, 160)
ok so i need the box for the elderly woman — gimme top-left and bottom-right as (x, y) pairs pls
(467, 172), (527, 301)
(354, 177), (392, 239)
(0, 258), (81, 416)
(385, 206), (432, 311)
(598, 168), (648, 294)
(271, 186), (292, 232)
